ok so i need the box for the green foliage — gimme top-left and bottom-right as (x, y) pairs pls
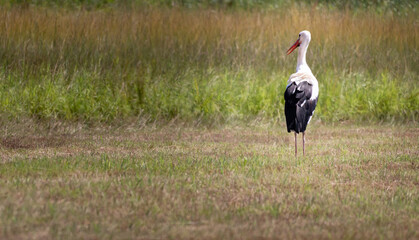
(318, 72), (418, 122)
(2, 0), (418, 14)
(0, 68), (417, 123)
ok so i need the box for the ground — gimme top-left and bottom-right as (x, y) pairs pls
(0, 122), (418, 239)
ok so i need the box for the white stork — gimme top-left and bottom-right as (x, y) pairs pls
(284, 30), (319, 157)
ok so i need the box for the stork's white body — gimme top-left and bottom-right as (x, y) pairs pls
(287, 31), (319, 101)
(284, 30), (319, 157)
(287, 72), (319, 101)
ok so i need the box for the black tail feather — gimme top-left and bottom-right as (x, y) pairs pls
(284, 82), (318, 133)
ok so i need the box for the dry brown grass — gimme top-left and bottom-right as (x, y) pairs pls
(1, 6), (416, 74)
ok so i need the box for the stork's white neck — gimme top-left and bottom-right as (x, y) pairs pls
(296, 41), (312, 74)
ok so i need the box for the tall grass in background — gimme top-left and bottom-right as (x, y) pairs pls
(0, 4), (417, 124)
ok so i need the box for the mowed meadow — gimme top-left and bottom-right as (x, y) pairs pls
(0, 1), (419, 240)
(1, 123), (418, 239)
(0, 3), (417, 123)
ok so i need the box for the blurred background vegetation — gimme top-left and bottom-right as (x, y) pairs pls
(2, 0), (418, 13)
(0, 0), (417, 124)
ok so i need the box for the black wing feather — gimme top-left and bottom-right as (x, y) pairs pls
(284, 81), (318, 133)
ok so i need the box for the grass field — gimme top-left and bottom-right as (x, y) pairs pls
(0, 1), (418, 239)
(0, 122), (418, 239)
(0, 3), (417, 123)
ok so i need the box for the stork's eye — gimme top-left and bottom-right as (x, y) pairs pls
(299, 34), (301, 37)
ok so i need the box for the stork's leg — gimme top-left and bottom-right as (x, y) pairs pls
(302, 132), (305, 156)
(294, 132), (297, 157)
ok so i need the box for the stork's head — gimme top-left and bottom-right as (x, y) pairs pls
(286, 30), (311, 55)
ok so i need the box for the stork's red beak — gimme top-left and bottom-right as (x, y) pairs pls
(286, 38), (300, 55)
